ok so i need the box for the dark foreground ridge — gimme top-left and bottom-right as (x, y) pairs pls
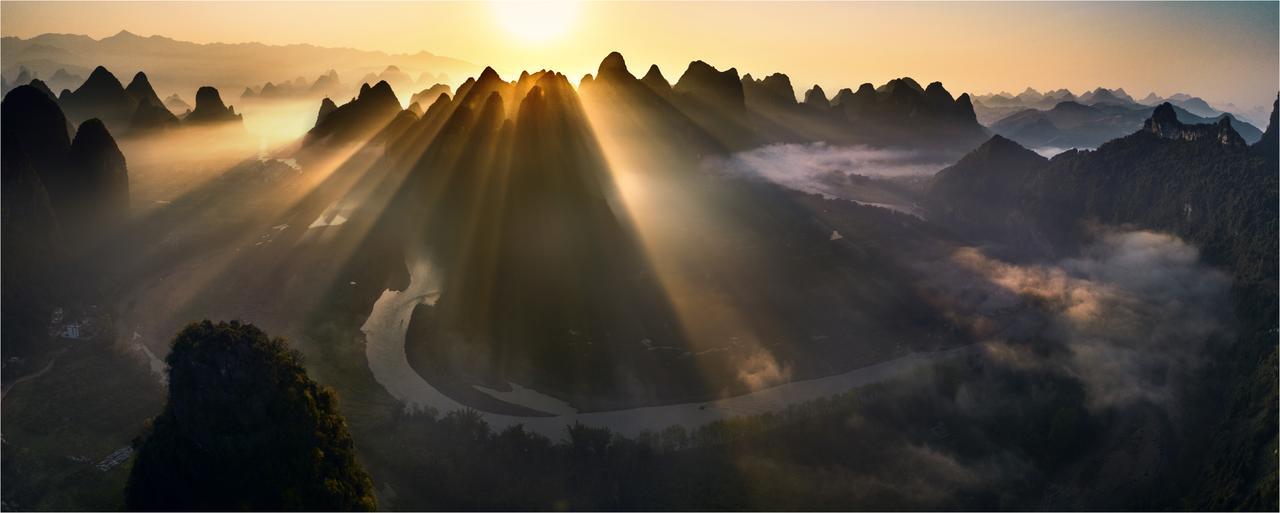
(125, 321), (376, 511)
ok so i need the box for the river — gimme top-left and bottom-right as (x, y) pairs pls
(361, 252), (968, 438)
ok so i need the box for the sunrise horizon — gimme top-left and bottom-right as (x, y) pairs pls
(2, 2), (1277, 512)
(3, 1), (1277, 111)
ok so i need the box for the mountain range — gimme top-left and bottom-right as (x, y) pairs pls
(974, 86), (1268, 129)
(42, 65), (242, 135)
(2, 44), (1277, 511)
(990, 98), (1264, 151)
(2, 84), (131, 355)
(1, 31), (475, 108)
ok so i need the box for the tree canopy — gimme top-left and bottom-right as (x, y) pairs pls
(125, 320), (376, 511)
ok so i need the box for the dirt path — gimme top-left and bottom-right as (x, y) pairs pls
(1, 351), (63, 402)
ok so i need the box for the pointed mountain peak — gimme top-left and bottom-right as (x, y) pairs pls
(317, 97), (338, 125)
(598, 51), (630, 77)
(640, 64), (671, 92)
(125, 71), (163, 106)
(128, 71), (150, 86)
(977, 134), (1032, 154)
(1151, 102), (1178, 123)
(478, 66), (502, 83)
(82, 66), (124, 89)
(803, 84), (828, 107)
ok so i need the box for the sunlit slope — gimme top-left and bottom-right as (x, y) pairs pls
(292, 56), (974, 410)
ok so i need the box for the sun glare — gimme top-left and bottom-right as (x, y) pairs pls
(490, 0), (579, 43)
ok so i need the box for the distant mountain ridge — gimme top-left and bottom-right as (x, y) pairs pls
(972, 86), (1265, 128)
(1, 30), (476, 105)
(989, 98), (1263, 150)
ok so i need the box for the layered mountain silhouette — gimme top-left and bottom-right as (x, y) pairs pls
(303, 81), (402, 146)
(1, 31), (476, 106)
(972, 86), (1257, 127)
(294, 54), (965, 406)
(928, 100), (1275, 260)
(242, 69), (346, 101)
(578, 53), (986, 154)
(58, 65), (137, 132)
(926, 101), (1278, 509)
(2, 84), (131, 355)
(409, 83), (451, 110)
(991, 99), (1262, 150)
(125, 72), (180, 134)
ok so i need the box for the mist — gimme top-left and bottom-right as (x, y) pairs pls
(926, 228), (1233, 410)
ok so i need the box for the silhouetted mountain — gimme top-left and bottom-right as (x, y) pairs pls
(639, 64), (672, 96)
(409, 83), (451, 110)
(674, 60), (746, 110)
(303, 80), (401, 146)
(1, 85), (65, 356)
(58, 65), (136, 132)
(316, 97), (338, 126)
(926, 135), (1053, 251)
(803, 84), (828, 108)
(672, 60), (757, 147)
(2, 84), (131, 356)
(124, 72), (178, 134)
(183, 86), (242, 125)
(64, 118), (129, 226)
(1144, 102), (1246, 146)
(1078, 87), (1136, 106)
(992, 100), (1262, 150)
(124, 72), (162, 107)
(26, 78), (58, 102)
(126, 321), (377, 511)
(1, 31), (476, 105)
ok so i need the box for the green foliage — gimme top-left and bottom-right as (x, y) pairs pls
(124, 320), (376, 511)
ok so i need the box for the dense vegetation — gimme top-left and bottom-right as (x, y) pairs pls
(928, 113), (1280, 510)
(125, 321), (376, 511)
(353, 355), (1108, 510)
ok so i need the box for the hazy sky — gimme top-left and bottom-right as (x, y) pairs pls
(3, 1), (1277, 108)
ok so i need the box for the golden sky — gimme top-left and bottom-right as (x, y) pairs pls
(3, 1), (1277, 109)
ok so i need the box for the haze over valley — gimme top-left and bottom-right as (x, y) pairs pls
(1, 2), (1276, 511)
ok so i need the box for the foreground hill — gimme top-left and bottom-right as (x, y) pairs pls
(126, 321), (376, 511)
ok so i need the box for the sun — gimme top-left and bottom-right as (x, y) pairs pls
(490, 0), (580, 43)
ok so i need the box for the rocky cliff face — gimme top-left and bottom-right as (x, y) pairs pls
(1144, 102), (1246, 147)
